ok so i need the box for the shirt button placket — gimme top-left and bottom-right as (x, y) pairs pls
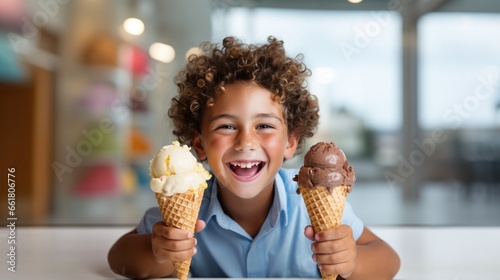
(246, 241), (263, 278)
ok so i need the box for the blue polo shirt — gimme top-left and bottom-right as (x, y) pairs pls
(136, 168), (364, 278)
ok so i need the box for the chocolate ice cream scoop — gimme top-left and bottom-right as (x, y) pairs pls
(295, 142), (355, 193)
(304, 141), (348, 168)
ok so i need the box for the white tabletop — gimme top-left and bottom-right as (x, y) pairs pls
(0, 226), (499, 279)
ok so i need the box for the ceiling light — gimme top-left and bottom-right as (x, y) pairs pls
(348, 0), (363, 3)
(123, 18), (144, 35)
(149, 43), (175, 63)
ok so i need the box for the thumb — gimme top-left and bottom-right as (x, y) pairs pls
(195, 219), (206, 233)
(304, 225), (315, 241)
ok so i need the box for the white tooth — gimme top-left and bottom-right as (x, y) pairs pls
(232, 162), (260, 168)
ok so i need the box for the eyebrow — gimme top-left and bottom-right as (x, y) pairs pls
(208, 113), (284, 124)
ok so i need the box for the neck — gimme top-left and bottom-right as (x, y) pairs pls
(218, 183), (275, 238)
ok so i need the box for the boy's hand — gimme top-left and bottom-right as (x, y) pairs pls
(151, 219), (206, 264)
(304, 224), (357, 279)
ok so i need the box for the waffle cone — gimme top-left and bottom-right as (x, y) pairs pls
(299, 184), (348, 280)
(155, 187), (205, 280)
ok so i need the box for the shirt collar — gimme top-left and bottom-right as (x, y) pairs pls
(201, 172), (289, 230)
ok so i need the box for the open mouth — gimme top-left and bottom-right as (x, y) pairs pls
(227, 161), (265, 178)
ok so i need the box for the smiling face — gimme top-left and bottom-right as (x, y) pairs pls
(192, 81), (298, 199)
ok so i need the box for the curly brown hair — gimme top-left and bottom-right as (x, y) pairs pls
(168, 36), (319, 154)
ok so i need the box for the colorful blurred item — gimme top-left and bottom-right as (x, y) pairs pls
(128, 44), (148, 76)
(132, 162), (150, 189)
(127, 126), (153, 190)
(122, 166), (138, 195)
(0, 36), (25, 82)
(0, 0), (27, 82)
(90, 122), (118, 153)
(0, 0), (24, 32)
(128, 126), (152, 158)
(129, 87), (149, 112)
(77, 81), (118, 116)
(74, 164), (118, 197)
(77, 81), (118, 117)
(81, 34), (119, 67)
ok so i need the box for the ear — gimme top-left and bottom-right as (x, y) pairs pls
(192, 133), (207, 160)
(284, 132), (299, 160)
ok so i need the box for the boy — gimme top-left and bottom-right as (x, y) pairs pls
(108, 36), (400, 279)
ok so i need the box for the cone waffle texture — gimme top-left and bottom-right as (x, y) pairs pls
(299, 184), (348, 280)
(155, 187), (205, 280)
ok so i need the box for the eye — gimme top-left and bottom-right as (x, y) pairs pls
(217, 124), (236, 130)
(257, 124), (274, 129)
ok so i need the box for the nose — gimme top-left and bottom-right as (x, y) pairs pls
(235, 129), (257, 152)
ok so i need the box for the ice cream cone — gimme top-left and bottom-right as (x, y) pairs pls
(149, 141), (211, 280)
(299, 184), (348, 280)
(155, 187), (205, 280)
(294, 142), (355, 280)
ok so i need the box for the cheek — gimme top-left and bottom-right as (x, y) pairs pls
(261, 133), (287, 152)
(206, 135), (231, 155)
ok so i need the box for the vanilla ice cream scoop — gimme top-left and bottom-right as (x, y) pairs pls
(149, 141), (211, 196)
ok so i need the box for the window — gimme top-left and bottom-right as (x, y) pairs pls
(419, 13), (500, 129)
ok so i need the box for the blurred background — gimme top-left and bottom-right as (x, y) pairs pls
(1, 0), (499, 226)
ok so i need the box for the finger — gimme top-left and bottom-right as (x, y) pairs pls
(152, 235), (197, 261)
(195, 219), (206, 233)
(313, 249), (352, 266)
(156, 225), (194, 240)
(152, 221), (171, 238)
(315, 225), (352, 241)
(163, 237), (197, 253)
(312, 239), (350, 254)
(155, 243), (198, 263)
(166, 246), (198, 262)
(304, 226), (315, 241)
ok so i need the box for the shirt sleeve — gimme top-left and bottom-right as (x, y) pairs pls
(341, 201), (364, 241)
(136, 207), (163, 234)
